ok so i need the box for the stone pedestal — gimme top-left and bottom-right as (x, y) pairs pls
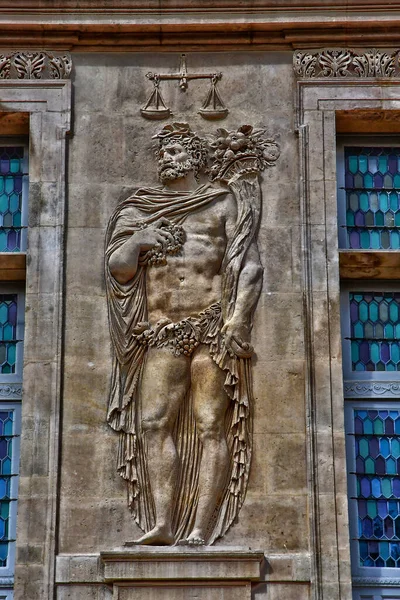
(100, 547), (264, 600)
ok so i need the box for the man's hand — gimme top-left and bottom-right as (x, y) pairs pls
(135, 217), (175, 253)
(221, 318), (254, 358)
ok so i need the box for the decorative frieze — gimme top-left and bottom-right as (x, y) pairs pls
(344, 381), (400, 398)
(0, 384), (22, 399)
(0, 51), (72, 80)
(294, 48), (399, 78)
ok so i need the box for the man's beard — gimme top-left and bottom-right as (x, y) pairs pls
(158, 159), (194, 184)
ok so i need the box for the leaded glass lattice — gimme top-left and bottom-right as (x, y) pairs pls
(0, 147), (24, 252)
(345, 147), (400, 249)
(353, 409), (400, 568)
(0, 410), (13, 568)
(350, 292), (400, 371)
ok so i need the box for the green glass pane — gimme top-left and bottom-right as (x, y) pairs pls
(392, 439), (400, 458)
(354, 322), (364, 337)
(1, 365), (11, 375)
(387, 362), (396, 371)
(357, 478), (360, 496)
(381, 541), (390, 560)
(376, 211), (385, 226)
(359, 155), (368, 174)
(360, 302), (369, 323)
(3, 325), (13, 342)
(355, 362), (365, 371)
(351, 341), (359, 362)
(3, 421), (12, 437)
(367, 499), (378, 517)
(391, 343), (400, 364)
(392, 230), (400, 249)
(13, 210), (21, 227)
(0, 305), (7, 327)
(371, 342), (380, 364)
(380, 192), (389, 212)
(361, 230), (371, 248)
(371, 230), (380, 249)
(359, 438), (369, 458)
(395, 174), (400, 187)
(0, 178), (4, 196)
(349, 155), (358, 174)
(369, 302), (379, 322)
(360, 192), (369, 211)
(7, 344), (16, 367)
(387, 458), (396, 474)
(379, 155), (388, 173)
(365, 173), (374, 188)
(346, 210), (355, 226)
(0, 502), (9, 520)
(386, 323), (395, 338)
(9, 193), (19, 213)
(0, 194), (8, 215)
(382, 478), (392, 497)
(365, 457), (375, 473)
(374, 418), (384, 434)
(4, 177), (13, 195)
(364, 419), (373, 434)
(390, 192), (399, 211)
(9, 158), (20, 174)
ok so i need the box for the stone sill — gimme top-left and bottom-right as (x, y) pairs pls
(0, 253), (26, 281)
(339, 250), (400, 280)
(55, 551), (311, 584)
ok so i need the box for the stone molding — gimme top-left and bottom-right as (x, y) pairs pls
(344, 381), (400, 398)
(294, 48), (400, 78)
(0, 51), (71, 79)
(0, 384), (22, 399)
(100, 548), (264, 582)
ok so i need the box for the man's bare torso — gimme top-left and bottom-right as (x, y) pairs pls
(146, 191), (236, 323)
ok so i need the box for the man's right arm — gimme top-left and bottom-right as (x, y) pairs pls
(108, 217), (175, 284)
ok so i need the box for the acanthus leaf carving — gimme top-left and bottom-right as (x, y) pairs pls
(294, 48), (400, 78)
(318, 49), (353, 78)
(0, 50), (72, 79)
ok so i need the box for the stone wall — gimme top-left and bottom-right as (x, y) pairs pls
(57, 51), (309, 598)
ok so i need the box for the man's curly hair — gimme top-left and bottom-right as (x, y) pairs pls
(153, 122), (209, 180)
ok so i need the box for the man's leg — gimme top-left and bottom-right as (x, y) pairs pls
(134, 346), (190, 545)
(180, 344), (230, 545)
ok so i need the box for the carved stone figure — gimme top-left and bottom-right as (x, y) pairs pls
(105, 122), (279, 545)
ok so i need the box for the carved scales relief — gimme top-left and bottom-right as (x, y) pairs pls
(105, 123), (279, 545)
(0, 51), (72, 79)
(293, 48), (399, 78)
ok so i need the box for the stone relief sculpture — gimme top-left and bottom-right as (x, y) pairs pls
(105, 122), (279, 545)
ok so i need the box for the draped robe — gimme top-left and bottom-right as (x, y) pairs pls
(105, 179), (260, 543)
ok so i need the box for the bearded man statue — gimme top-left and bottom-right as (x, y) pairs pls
(105, 122), (279, 545)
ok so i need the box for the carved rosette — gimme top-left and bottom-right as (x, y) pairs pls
(294, 48), (399, 78)
(0, 51), (72, 80)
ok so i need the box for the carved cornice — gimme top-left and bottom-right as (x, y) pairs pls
(0, 51), (71, 79)
(0, 384), (22, 399)
(344, 381), (400, 398)
(294, 48), (400, 78)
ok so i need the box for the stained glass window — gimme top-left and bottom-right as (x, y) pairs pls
(353, 409), (400, 568)
(344, 147), (400, 249)
(0, 296), (17, 375)
(0, 411), (14, 568)
(0, 147), (25, 253)
(349, 292), (400, 371)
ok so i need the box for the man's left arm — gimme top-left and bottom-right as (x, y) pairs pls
(222, 240), (263, 358)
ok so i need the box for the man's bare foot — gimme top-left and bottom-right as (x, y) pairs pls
(126, 525), (174, 546)
(177, 528), (206, 546)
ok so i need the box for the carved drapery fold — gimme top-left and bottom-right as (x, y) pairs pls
(0, 51), (72, 80)
(294, 48), (400, 78)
